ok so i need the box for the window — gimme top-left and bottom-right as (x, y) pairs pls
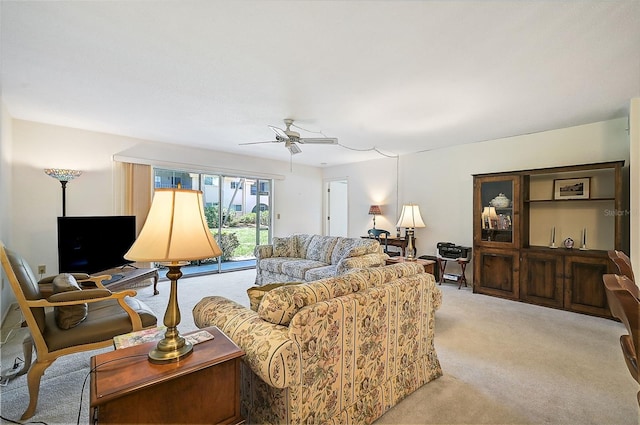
(230, 181), (242, 189)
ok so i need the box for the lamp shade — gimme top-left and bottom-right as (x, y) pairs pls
(396, 204), (425, 229)
(368, 205), (382, 215)
(44, 168), (82, 182)
(125, 188), (222, 263)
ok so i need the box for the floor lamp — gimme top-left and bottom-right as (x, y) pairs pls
(125, 187), (222, 363)
(396, 203), (425, 261)
(44, 169), (82, 217)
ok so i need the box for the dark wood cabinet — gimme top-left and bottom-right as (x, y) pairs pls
(473, 161), (628, 318)
(520, 250), (564, 309)
(474, 248), (520, 299)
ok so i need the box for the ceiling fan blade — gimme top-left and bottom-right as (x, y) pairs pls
(239, 140), (279, 146)
(269, 125), (289, 140)
(298, 137), (338, 144)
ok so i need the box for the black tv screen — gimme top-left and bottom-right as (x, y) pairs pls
(57, 216), (137, 274)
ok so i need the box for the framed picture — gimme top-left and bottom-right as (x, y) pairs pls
(553, 177), (590, 200)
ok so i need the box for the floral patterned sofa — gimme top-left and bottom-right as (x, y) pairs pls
(192, 263), (442, 425)
(254, 234), (388, 286)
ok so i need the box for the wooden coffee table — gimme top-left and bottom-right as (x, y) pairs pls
(94, 266), (160, 295)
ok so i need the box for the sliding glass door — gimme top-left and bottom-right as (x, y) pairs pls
(154, 169), (272, 276)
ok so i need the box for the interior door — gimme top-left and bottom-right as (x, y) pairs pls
(326, 179), (348, 237)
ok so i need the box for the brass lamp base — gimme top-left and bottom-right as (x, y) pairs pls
(148, 263), (192, 364)
(404, 228), (417, 261)
(148, 337), (193, 364)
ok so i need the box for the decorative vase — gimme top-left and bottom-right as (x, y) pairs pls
(489, 193), (510, 208)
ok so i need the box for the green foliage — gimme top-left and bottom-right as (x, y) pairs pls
(204, 205), (239, 227)
(217, 232), (240, 261)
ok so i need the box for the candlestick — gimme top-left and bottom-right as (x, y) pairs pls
(550, 226), (557, 248)
(580, 227), (588, 250)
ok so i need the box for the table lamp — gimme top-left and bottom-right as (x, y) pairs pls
(125, 187), (222, 363)
(396, 203), (425, 261)
(368, 205), (382, 229)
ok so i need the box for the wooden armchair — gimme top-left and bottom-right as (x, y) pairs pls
(367, 228), (400, 257)
(603, 273), (639, 406)
(608, 249), (636, 283)
(0, 242), (157, 420)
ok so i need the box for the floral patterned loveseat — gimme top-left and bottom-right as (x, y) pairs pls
(254, 234), (388, 286)
(192, 263), (442, 425)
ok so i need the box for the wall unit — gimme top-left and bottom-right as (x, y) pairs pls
(473, 161), (628, 318)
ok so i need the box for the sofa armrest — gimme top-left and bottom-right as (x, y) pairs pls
(336, 252), (388, 274)
(193, 296), (301, 389)
(254, 244), (274, 260)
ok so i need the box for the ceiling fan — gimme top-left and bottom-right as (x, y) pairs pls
(240, 119), (338, 154)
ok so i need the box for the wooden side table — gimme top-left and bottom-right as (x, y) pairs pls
(385, 257), (435, 275)
(90, 326), (244, 424)
(436, 257), (469, 289)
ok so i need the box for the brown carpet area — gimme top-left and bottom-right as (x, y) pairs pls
(1, 269), (637, 424)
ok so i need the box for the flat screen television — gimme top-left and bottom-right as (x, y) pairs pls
(57, 216), (137, 274)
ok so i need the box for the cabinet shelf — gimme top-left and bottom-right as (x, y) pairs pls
(524, 198), (615, 203)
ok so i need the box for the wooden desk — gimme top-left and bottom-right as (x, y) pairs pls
(363, 236), (417, 257)
(90, 326), (244, 424)
(95, 266), (160, 295)
(385, 257), (435, 274)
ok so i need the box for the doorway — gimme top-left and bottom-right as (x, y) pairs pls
(325, 179), (348, 237)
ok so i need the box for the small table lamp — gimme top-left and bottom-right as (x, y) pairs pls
(368, 205), (382, 229)
(125, 187), (222, 363)
(396, 203), (425, 261)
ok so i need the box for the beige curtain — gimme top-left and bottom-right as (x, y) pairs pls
(120, 162), (153, 268)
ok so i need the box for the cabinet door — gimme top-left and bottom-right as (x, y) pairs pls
(473, 248), (519, 299)
(473, 175), (520, 249)
(520, 251), (564, 308)
(563, 254), (613, 318)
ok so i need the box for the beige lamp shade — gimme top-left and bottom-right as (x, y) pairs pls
(125, 188), (222, 263)
(396, 204), (425, 229)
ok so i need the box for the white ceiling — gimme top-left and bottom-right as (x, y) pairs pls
(2, 1), (639, 167)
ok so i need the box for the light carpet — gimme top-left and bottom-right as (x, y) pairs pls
(1, 269), (637, 424)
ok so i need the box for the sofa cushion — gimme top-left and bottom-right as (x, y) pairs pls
(52, 273), (88, 329)
(306, 235), (338, 263)
(259, 257), (297, 274)
(258, 271), (372, 325)
(304, 264), (338, 282)
(272, 237), (295, 257)
(281, 259), (328, 280)
(247, 281), (302, 311)
(293, 234), (313, 258)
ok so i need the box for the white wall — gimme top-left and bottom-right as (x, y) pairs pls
(630, 98), (639, 274)
(324, 118), (631, 277)
(8, 119), (323, 287)
(1, 101), (15, 316)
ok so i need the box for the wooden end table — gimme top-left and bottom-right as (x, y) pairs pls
(385, 256), (435, 275)
(90, 326), (244, 424)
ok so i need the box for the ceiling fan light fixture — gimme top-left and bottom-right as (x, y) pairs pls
(287, 141), (302, 155)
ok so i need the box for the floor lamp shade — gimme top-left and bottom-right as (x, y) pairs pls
(125, 188), (221, 363)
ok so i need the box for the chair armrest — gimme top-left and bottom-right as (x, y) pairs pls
(254, 245), (274, 260)
(193, 296), (300, 388)
(47, 288), (113, 303)
(30, 288), (144, 329)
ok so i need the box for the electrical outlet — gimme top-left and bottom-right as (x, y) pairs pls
(38, 265), (46, 275)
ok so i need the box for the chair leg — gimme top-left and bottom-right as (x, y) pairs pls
(21, 359), (53, 420)
(16, 335), (34, 377)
